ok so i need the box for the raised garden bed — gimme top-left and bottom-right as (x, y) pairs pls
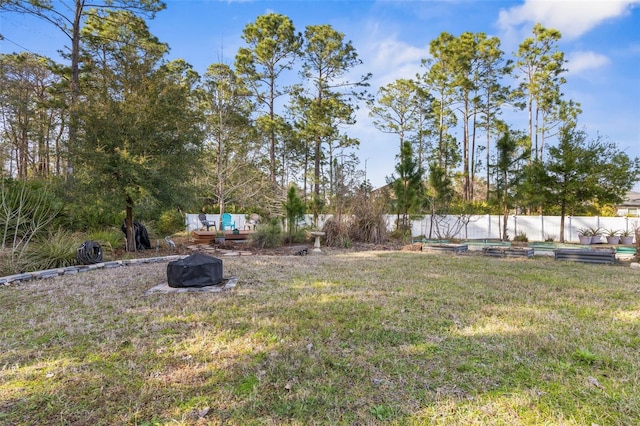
(422, 243), (468, 253)
(553, 248), (616, 264)
(482, 246), (534, 258)
(464, 239), (511, 247)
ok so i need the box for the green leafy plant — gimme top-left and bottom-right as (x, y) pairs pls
(1, 178), (61, 274)
(283, 185), (306, 236)
(578, 228), (592, 237)
(573, 348), (600, 365)
(250, 218), (283, 248)
(588, 226), (602, 237)
(88, 228), (125, 257)
(370, 405), (397, 420)
(157, 209), (185, 235)
(24, 228), (80, 271)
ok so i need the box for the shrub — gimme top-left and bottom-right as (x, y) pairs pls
(347, 191), (388, 244)
(282, 228), (307, 245)
(23, 228), (80, 271)
(251, 218), (283, 249)
(157, 209), (185, 235)
(1, 178), (61, 273)
(88, 228), (125, 258)
(322, 217), (350, 247)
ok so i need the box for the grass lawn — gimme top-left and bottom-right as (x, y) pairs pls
(1, 250), (639, 425)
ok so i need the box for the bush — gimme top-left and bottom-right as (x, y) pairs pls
(157, 209), (185, 235)
(251, 218), (283, 249)
(282, 228), (308, 245)
(23, 228), (81, 271)
(88, 228), (125, 258)
(323, 218), (351, 248)
(347, 191), (388, 244)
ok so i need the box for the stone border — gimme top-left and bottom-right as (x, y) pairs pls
(0, 255), (188, 286)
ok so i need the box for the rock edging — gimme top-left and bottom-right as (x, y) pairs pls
(0, 255), (188, 287)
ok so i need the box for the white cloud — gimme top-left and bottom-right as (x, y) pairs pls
(566, 51), (610, 74)
(357, 32), (430, 89)
(498, 0), (640, 39)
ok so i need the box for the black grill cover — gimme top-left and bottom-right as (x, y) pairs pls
(167, 253), (223, 288)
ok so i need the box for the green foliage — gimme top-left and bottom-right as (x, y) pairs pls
(283, 186), (306, 235)
(573, 348), (600, 365)
(23, 228), (80, 271)
(235, 13), (302, 184)
(522, 125), (639, 242)
(250, 218), (283, 248)
(370, 405), (398, 421)
(282, 228), (308, 245)
(490, 125), (529, 240)
(75, 10), (204, 250)
(157, 209), (185, 235)
(0, 178), (62, 273)
(427, 162), (454, 214)
(88, 228), (125, 257)
(388, 141), (424, 230)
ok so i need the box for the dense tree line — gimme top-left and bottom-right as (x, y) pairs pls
(0, 3), (638, 244)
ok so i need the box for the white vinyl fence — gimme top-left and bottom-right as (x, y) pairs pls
(186, 213), (640, 243)
(403, 214), (640, 242)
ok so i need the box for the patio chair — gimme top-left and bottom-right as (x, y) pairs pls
(221, 213), (236, 230)
(198, 213), (216, 231)
(245, 213), (260, 230)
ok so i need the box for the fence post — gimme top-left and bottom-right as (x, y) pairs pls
(568, 216), (572, 242)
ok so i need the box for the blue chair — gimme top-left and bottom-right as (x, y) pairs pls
(221, 213), (236, 230)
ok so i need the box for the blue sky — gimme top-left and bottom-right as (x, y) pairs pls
(2, 0), (639, 190)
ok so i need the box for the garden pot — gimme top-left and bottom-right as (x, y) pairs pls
(590, 236), (601, 244)
(214, 236), (225, 244)
(579, 235), (591, 245)
(620, 236), (634, 245)
(606, 236), (620, 245)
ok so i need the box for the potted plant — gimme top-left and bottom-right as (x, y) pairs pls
(578, 228), (592, 245)
(214, 231), (226, 244)
(620, 229), (634, 245)
(604, 229), (620, 245)
(588, 227), (602, 244)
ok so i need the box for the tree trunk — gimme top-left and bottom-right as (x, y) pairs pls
(125, 197), (135, 252)
(68, 1), (84, 172)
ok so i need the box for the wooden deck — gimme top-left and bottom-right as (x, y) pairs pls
(191, 230), (255, 244)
